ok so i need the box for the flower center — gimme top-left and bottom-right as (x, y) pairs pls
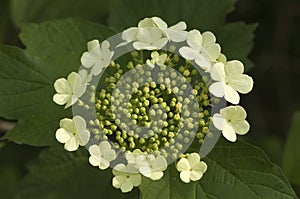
(91, 51), (213, 160)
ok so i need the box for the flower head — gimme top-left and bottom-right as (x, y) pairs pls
(213, 105), (250, 142)
(81, 40), (114, 76)
(53, 72), (87, 108)
(55, 116), (90, 151)
(209, 60), (253, 104)
(112, 163), (141, 193)
(146, 51), (167, 68)
(89, 141), (117, 170)
(176, 153), (207, 183)
(179, 30), (221, 71)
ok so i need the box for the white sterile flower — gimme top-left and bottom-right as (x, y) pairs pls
(55, 116), (90, 151)
(146, 51), (167, 68)
(176, 153), (207, 183)
(81, 39), (114, 76)
(208, 60), (254, 104)
(112, 163), (141, 193)
(137, 154), (167, 180)
(88, 141), (116, 170)
(53, 72), (86, 108)
(213, 105), (250, 142)
(133, 28), (168, 50)
(179, 30), (221, 71)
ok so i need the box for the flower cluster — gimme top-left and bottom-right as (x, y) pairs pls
(52, 16), (253, 192)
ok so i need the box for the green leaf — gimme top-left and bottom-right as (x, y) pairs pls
(139, 139), (297, 199)
(14, 146), (139, 199)
(283, 112), (300, 186)
(10, 0), (114, 28)
(0, 18), (114, 146)
(108, 0), (256, 70)
(216, 22), (258, 69)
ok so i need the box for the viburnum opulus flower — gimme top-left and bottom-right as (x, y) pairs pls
(176, 153), (207, 183)
(112, 163), (142, 193)
(55, 116), (90, 151)
(212, 105), (250, 142)
(53, 72), (87, 108)
(53, 16), (254, 193)
(209, 60), (253, 104)
(89, 141), (117, 170)
(81, 40), (114, 76)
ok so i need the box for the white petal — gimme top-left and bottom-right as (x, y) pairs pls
(187, 153), (200, 168)
(87, 40), (100, 51)
(169, 21), (187, 31)
(203, 43), (221, 61)
(53, 93), (70, 105)
(64, 137), (79, 151)
(59, 118), (75, 132)
(176, 158), (190, 172)
(99, 160), (110, 170)
(194, 161), (208, 173)
(195, 54), (211, 70)
(78, 129), (90, 146)
(212, 113), (225, 130)
(54, 78), (71, 93)
(152, 17), (168, 29)
(150, 171), (164, 180)
(224, 85), (240, 104)
(229, 74), (254, 94)
(136, 28), (152, 43)
(165, 29), (187, 42)
(209, 82), (225, 98)
(120, 180), (134, 193)
(89, 156), (100, 167)
(233, 120), (250, 135)
(130, 174), (142, 186)
(210, 63), (225, 82)
(152, 38), (168, 49)
(152, 156), (167, 171)
(220, 105), (247, 121)
(89, 145), (101, 157)
(122, 27), (139, 42)
(187, 30), (202, 51)
(222, 122), (237, 142)
(55, 128), (71, 143)
(190, 170), (203, 181)
(179, 46), (198, 60)
(225, 60), (244, 77)
(138, 18), (156, 27)
(139, 166), (152, 177)
(180, 171), (191, 183)
(112, 176), (126, 189)
(73, 116), (86, 132)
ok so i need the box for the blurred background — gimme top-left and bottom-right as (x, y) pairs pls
(0, 0), (299, 197)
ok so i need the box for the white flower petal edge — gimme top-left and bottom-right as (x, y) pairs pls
(112, 163), (142, 193)
(176, 153), (207, 183)
(209, 61), (253, 104)
(89, 141), (117, 170)
(55, 116), (90, 151)
(81, 39), (114, 76)
(53, 72), (87, 108)
(212, 105), (250, 142)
